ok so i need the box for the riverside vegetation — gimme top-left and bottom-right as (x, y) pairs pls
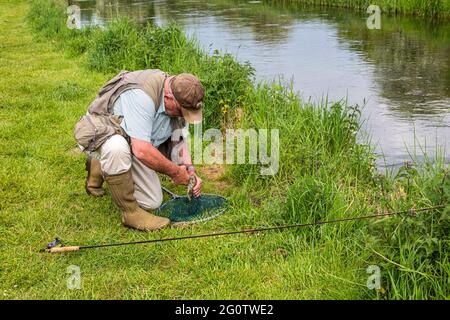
(0, 0), (448, 299)
(263, 0), (450, 19)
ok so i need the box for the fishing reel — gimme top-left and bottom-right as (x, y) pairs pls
(41, 237), (62, 251)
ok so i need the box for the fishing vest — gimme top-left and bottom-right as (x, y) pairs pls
(88, 69), (168, 115)
(75, 69), (185, 153)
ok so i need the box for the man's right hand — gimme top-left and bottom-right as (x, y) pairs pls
(171, 165), (190, 185)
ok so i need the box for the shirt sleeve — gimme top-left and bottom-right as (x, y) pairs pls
(113, 89), (156, 143)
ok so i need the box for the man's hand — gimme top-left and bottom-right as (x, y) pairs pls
(171, 165), (190, 186)
(192, 174), (202, 197)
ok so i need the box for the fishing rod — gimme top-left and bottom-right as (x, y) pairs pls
(42, 205), (446, 254)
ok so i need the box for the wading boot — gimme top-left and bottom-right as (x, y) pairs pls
(85, 157), (105, 197)
(105, 170), (170, 231)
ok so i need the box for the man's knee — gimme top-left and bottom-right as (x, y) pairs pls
(137, 192), (163, 210)
(99, 135), (131, 175)
(153, 191), (163, 208)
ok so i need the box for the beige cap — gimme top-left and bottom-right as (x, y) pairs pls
(171, 73), (204, 124)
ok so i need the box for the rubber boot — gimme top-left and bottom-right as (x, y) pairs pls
(85, 157), (105, 197)
(105, 170), (170, 231)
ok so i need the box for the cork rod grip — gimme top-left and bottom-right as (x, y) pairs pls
(46, 246), (80, 253)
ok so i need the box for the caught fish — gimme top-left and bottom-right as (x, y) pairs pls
(187, 175), (196, 201)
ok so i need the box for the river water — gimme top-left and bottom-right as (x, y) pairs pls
(71, 0), (450, 167)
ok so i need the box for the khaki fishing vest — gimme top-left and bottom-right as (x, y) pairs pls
(88, 68), (185, 133)
(89, 69), (167, 115)
(75, 69), (186, 153)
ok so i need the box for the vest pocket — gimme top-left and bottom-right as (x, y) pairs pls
(74, 114), (127, 152)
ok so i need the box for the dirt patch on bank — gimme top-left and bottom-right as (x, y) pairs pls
(197, 164), (229, 192)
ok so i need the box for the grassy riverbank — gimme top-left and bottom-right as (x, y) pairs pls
(265, 0), (450, 19)
(0, 0), (448, 299)
(264, 0), (450, 18)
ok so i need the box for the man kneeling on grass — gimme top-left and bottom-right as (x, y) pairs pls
(76, 69), (203, 231)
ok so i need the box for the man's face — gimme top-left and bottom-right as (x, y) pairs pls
(163, 75), (204, 124)
(163, 77), (182, 117)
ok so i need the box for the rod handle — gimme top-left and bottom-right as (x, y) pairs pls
(46, 246), (80, 253)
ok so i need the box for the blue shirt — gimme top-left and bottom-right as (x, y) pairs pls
(113, 89), (173, 147)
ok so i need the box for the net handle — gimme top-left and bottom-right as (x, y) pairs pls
(161, 186), (180, 199)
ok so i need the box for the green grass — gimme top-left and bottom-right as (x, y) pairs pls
(0, 0), (449, 299)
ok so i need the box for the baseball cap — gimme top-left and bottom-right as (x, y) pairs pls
(171, 73), (204, 124)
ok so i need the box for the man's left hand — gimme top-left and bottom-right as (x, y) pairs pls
(192, 174), (202, 197)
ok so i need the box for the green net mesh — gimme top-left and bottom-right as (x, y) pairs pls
(156, 194), (227, 223)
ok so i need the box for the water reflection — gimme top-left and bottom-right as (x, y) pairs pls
(335, 14), (450, 117)
(71, 0), (450, 164)
(72, 0), (156, 25)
